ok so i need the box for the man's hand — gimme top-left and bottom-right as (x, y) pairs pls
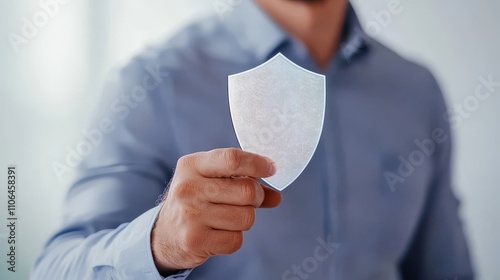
(151, 148), (282, 274)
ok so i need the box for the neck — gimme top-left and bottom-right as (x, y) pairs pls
(256, 0), (348, 69)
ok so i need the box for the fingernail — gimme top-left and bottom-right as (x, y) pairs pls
(269, 160), (277, 176)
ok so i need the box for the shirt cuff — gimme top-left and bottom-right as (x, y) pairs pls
(114, 205), (193, 280)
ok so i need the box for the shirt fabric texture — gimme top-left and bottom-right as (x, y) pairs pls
(32, 1), (474, 279)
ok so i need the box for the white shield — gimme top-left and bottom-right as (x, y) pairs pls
(228, 53), (326, 191)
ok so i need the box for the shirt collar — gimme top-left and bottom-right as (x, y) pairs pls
(224, 0), (369, 63)
(338, 5), (370, 63)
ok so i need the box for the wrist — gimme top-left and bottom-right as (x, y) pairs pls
(151, 222), (182, 276)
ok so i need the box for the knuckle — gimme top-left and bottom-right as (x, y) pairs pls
(240, 180), (258, 204)
(228, 232), (244, 253)
(180, 229), (203, 251)
(173, 179), (197, 200)
(224, 148), (242, 172)
(177, 154), (195, 170)
(180, 205), (200, 222)
(240, 207), (256, 231)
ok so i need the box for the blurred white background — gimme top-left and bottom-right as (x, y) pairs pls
(0, 0), (498, 279)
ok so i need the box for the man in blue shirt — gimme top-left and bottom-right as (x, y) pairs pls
(33, 0), (474, 279)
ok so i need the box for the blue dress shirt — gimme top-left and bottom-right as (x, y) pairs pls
(32, 1), (473, 279)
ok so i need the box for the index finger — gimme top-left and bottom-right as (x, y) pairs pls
(191, 148), (276, 179)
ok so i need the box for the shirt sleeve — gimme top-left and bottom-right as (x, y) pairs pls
(31, 55), (192, 279)
(32, 203), (192, 280)
(399, 73), (475, 280)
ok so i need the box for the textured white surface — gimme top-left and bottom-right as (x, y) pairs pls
(228, 53), (325, 190)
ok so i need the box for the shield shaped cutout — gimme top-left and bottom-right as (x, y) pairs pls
(228, 53), (326, 191)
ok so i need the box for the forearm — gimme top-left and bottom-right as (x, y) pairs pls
(31, 206), (191, 280)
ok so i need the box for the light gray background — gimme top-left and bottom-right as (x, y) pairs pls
(0, 0), (498, 279)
